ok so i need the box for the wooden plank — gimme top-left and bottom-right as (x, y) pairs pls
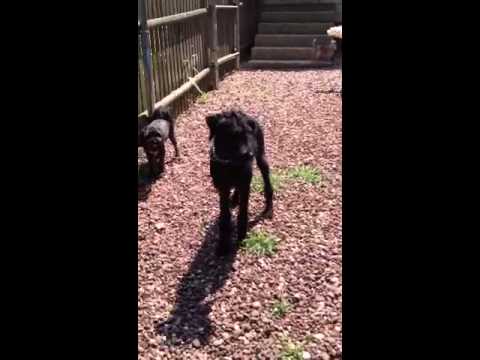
(234, 5), (240, 69)
(163, 4), (175, 95)
(147, 8), (207, 28)
(207, 3), (219, 89)
(138, 0), (155, 116)
(138, 67), (211, 118)
(217, 52), (240, 66)
(159, 25), (172, 101)
(150, 25), (161, 101)
(262, 0), (341, 4)
(179, 21), (189, 112)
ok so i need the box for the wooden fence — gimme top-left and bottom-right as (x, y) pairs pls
(138, 0), (250, 118)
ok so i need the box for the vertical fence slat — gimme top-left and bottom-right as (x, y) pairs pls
(139, 0), (156, 116)
(207, 1), (219, 89)
(234, 3), (240, 69)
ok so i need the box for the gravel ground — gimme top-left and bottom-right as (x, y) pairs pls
(138, 69), (342, 360)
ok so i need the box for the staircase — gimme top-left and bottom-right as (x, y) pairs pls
(246, 0), (342, 69)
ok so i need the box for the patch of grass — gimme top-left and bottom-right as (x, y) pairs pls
(251, 172), (284, 193)
(197, 92), (209, 104)
(251, 165), (322, 193)
(241, 231), (279, 257)
(285, 165), (322, 185)
(251, 174), (265, 193)
(279, 338), (305, 360)
(272, 298), (291, 318)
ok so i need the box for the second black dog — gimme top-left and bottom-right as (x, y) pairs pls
(139, 107), (179, 179)
(206, 110), (273, 256)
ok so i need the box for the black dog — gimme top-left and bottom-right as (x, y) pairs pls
(206, 110), (273, 255)
(138, 107), (179, 179)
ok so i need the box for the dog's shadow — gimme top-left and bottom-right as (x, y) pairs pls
(138, 163), (155, 201)
(154, 211), (268, 347)
(138, 160), (174, 202)
(154, 220), (239, 346)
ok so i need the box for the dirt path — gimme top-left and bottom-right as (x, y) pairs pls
(138, 69), (342, 360)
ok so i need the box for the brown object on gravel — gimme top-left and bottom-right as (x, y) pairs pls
(139, 68), (342, 359)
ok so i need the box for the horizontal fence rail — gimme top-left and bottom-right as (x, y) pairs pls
(216, 5), (238, 9)
(218, 52), (240, 66)
(147, 8), (207, 28)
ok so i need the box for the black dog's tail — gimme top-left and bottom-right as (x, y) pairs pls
(138, 106), (173, 147)
(152, 106), (179, 156)
(151, 106), (172, 123)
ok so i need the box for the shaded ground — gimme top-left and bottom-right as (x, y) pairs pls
(138, 69), (342, 359)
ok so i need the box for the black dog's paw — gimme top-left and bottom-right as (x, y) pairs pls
(150, 167), (165, 180)
(230, 194), (239, 208)
(262, 207), (273, 219)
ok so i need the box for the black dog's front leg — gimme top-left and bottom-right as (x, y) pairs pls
(230, 189), (240, 208)
(217, 188), (232, 256)
(146, 153), (158, 179)
(168, 120), (180, 157)
(147, 143), (165, 179)
(237, 183), (251, 242)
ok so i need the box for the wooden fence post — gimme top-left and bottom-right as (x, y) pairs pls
(138, 0), (156, 116)
(208, 1), (219, 90)
(233, 1), (241, 69)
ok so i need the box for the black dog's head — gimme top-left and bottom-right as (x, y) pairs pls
(139, 106), (172, 149)
(206, 111), (258, 162)
(140, 127), (163, 153)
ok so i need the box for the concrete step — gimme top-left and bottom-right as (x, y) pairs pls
(252, 46), (314, 60)
(262, 0), (341, 5)
(258, 22), (334, 34)
(260, 11), (336, 23)
(262, 4), (336, 12)
(255, 34), (330, 47)
(244, 59), (333, 69)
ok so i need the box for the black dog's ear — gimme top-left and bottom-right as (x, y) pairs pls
(142, 125), (151, 136)
(206, 114), (220, 134)
(138, 127), (147, 147)
(246, 117), (257, 133)
(138, 114), (150, 146)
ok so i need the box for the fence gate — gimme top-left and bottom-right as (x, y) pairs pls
(138, 0), (241, 117)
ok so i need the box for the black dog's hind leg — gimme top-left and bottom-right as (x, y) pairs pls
(217, 188), (232, 256)
(169, 119), (180, 157)
(257, 155), (273, 218)
(237, 182), (251, 242)
(255, 130), (274, 218)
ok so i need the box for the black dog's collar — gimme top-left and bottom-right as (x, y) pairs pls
(210, 140), (254, 165)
